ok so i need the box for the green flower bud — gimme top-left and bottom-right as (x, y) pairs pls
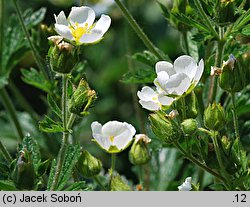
(48, 36), (76, 74)
(219, 54), (246, 92)
(204, 103), (226, 131)
(149, 112), (181, 144)
(77, 150), (102, 178)
(181, 119), (198, 135)
(129, 134), (151, 165)
(110, 173), (131, 191)
(12, 149), (35, 190)
(69, 79), (97, 116)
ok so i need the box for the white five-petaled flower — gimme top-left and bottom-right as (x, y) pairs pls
(178, 177), (192, 191)
(154, 55), (204, 96)
(91, 121), (136, 153)
(137, 86), (175, 111)
(54, 6), (111, 44)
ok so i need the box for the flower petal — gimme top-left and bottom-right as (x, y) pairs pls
(156, 71), (170, 92)
(68, 6), (95, 26)
(102, 121), (128, 137)
(113, 129), (133, 150)
(79, 29), (104, 44)
(92, 14), (111, 35)
(165, 73), (191, 95)
(54, 11), (67, 25)
(158, 95), (174, 106)
(91, 121), (102, 135)
(137, 86), (157, 101)
(193, 59), (204, 85)
(174, 55), (197, 79)
(93, 134), (111, 151)
(155, 61), (175, 76)
(54, 24), (73, 40)
(139, 100), (160, 111)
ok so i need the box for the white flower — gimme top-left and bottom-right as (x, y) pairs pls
(154, 55), (204, 96)
(178, 177), (192, 191)
(137, 86), (175, 111)
(54, 6), (111, 44)
(134, 134), (151, 144)
(91, 121), (136, 153)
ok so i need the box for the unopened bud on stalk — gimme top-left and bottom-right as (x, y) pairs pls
(219, 54), (246, 92)
(48, 36), (76, 74)
(12, 149), (35, 190)
(181, 119), (198, 135)
(149, 112), (181, 144)
(129, 134), (151, 165)
(69, 79), (97, 116)
(77, 150), (102, 178)
(204, 103), (226, 131)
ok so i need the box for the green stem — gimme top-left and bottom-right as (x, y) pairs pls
(50, 74), (69, 191)
(193, 0), (219, 39)
(0, 140), (12, 164)
(182, 32), (190, 55)
(12, 0), (49, 81)
(94, 176), (107, 191)
(0, 0), (4, 73)
(180, 97), (186, 120)
(137, 165), (144, 187)
(173, 141), (230, 190)
(67, 113), (76, 130)
(114, 0), (165, 60)
(0, 89), (24, 141)
(230, 92), (240, 140)
(109, 153), (116, 190)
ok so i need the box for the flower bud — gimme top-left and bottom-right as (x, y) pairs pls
(216, 0), (236, 25)
(69, 79), (97, 116)
(181, 119), (198, 135)
(149, 112), (181, 144)
(110, 173), (131, 191)
(129, 134), (151, 165)
(48, 36), (76, 74)
(204, 103), (226, 131)
(77, 150), (102, 178)
(219, 54), (246, 92)
(12, 149), (35, 190)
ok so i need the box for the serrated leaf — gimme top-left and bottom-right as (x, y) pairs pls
(122, 68), (156, 84)
(39, 116), (64, 133)
(22, 135), (41, 171)
(157, 1), (170, 19)
(132, 51), (159, 67)
(0, 180), (16, 190)
(241, 24), (250, 36)
(232, 9), (250, 32)
(56, 144), (81, 190)
(47, 94), (62, 119)
(24, 8), (47, 29)
(171, 12), (210, 33)
(64, 181), (89, 191)
(47, 159), (57, 190)
(21, 68), (51, 93)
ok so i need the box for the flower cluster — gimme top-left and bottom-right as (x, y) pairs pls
(138, 55), (204, 111)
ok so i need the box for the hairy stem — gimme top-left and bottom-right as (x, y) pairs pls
(182, 32), (190, 55)
(109, 153), (116, 190)
(50, 74), (69, 190)
(0, 0), (4, 73)
(231, 92), (240, 140)
(114, 0), (165, 60)
(0, 140), (13, 164)
(174, 141), (230, 190)
(0, 89), (24, 141)
(12, 0), (49, 81)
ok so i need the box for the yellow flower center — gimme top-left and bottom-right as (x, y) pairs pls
(109, 136), (115, 143)
(69, 22), (89, 43)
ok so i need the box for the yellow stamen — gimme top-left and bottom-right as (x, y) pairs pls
(109, 136), (115, 142)
(69, 22), (89, 43)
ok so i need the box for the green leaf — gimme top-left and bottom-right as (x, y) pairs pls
(37, 159), (51, 177)
(39, 116), (64, 133)
(21, 68), (51, 93)
(47, 94), (62, 119)
(132, 51), (159, 67)
(0, 180), (16, 190)
(241, 24), (250, 36)
(21, 135), (41, 172)
(64, 181), (89, 191)
(122, 67), (156, 84)
(171, 13), (210, 33)
(157, 1), (170, 19)
(56, 144), (81, 190)
(0, 75), (8, 90)
(47, 159), (57, 190)
(24, 8), (47, 29)
(232, 9), (250, 32)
